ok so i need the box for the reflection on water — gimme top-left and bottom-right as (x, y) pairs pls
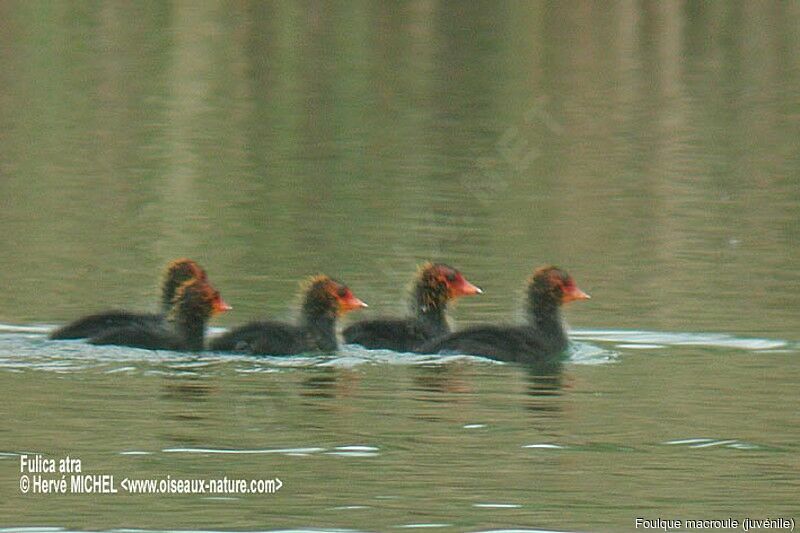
(411, 364), (475, 396)
(301, 367), (343, 399)
(523, 364), (566, 416)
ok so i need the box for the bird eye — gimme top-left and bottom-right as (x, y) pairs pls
(445, 272), (456, 282)
(337, 287), (348, 298)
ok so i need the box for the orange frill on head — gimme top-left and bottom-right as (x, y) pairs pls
(529, 265), (590, 304)
(300, 274), (367, 315)
(164, 258), (207, 282)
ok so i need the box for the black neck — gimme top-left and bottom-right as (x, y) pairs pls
(413, 285), (450, 336)
(171, 314), (207, 352)
(527, 294), (567, 352)
(160, 292), (174, 315)
(412, 299), (449, 337)
(301, 312), (339, 352)
(160, 275), (183, 314)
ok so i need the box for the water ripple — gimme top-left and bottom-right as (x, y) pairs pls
(572, 329), (790, 351)
(394, 525), (452, 529)
(163, 447), (326, 455)
(0, 325), (794, 375)
(662, 438), (766, 451)
(473, 503), (522, 509)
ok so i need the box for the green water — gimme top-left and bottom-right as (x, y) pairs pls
(0, 1), (798, 531)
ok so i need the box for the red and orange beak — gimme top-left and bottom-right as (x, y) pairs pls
(338, 291), (368, 313)
(562, 284), (590, 304)
(449, 275), (483, 298)
(212, 296), (233, 315)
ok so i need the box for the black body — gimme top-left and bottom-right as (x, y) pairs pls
(88, 323), (185, 351)
(210, 320), (323, 355)
(418, 322), (568, 363)
(343, 317), (447, 353)
(50, 311), (162, 340)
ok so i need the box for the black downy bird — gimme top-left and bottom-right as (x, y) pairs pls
(343, 263), (482, 352)
(210, 275), (367, 355)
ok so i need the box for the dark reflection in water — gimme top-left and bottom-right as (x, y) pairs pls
(160, 377), (215, 403)
(411, 363), (474, 398)
(523, 361), (565, 410)
(300, 366), (361, 402)
(158, 375), (219, 446)
(301, 367), (340, 399)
